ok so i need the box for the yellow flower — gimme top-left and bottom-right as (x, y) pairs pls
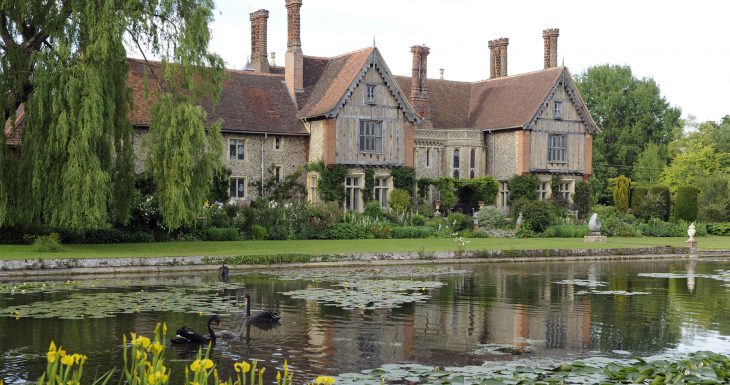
(162, 323), (168, 335)
(190, 360), (202, 372)
(234, 361), (251, 373)
(60, 355), (75, 366)
(132, 336), (151, 348)
(276, 372), (281, 382)
(72, 354), (87, 365)
(201, 359), (214, 370)
(315, 376), (336, 385)
(147, 342), (163, 355)
(284, 360), (289, 373)
(47, 341), (58, 363)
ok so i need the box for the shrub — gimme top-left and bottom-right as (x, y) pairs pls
(698, 174), (730, 222)
(249, 224), (268, 240)
(648, 184), (671, 221)
(543, 224), (589, 238)
(591, 204), (642, 237)
(369, 222), (393, 239)
(435, 178), (458, 211)
(364, 200), (383, 218)
(515, 226), (536, 238)
(610, 175), (631, 212)
(638, 219), (685, 237)
(290, 202), (342, 239)
(707, 222), (730, 235)
(573, 180), (592, 219)
(674, 186), (698, 222)
(322, 223), (372, 239)
(476, 205), (506, 230)
(508, 174), (539, 202)
(85, 229), (155, 243)
(203, 227), (240, 241)
(456, 177), (499, 205)
(364, 168), (375, 202)
(391, 166), (416, 192)
(33, 233), (62, 252)
(518, 200), (556, 233)
(416, 203), (433, 218)
(391, 226), (436, 239)
(550, 175), (568, 207)
(447, 212), (469, 231)
(316, 163), (349, 203)
(630, 186), (648, 213)
(389, 189), (411, 213)
(410, 213), (427, 226)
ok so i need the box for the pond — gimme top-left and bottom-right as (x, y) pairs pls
(1, 257), (730, 384)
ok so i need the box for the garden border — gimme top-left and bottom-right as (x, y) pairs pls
(2, 246), (729, 277)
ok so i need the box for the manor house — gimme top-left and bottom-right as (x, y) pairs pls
(9, 1), (600, 212)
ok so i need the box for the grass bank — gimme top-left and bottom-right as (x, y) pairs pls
(0, 236), (728, 260)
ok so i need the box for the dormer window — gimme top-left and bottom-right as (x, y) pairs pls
(553, 100), (563, 120)
(365, 84), (377, 104)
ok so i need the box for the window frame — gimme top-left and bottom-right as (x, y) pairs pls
(359, 120), (383, 154)
(547, 133), (567, 164)
(365, 83), (377, 104)
(273, 135), (283, 151)
(344, 175), (363, 212)
(229, 176), (247, 199)
(229, 138), (246, 161)
(374, 176), (390, 209)
(274, 165), (283, 183)
(553, 100), (563, 120)
(452, 148), (460, 179)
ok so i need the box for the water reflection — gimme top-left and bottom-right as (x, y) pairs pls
(1, 258), (730, 384)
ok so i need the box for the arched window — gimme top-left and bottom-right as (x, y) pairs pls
(452, 149), (460, 179)
(470, 148), (476, 168)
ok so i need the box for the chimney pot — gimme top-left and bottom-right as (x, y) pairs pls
(488, 37), (509, 78)
(543, 28), (559, 69)
(270, 52), (276, 66)
(439, 68), (444, 80)
(249, 9), (270, 73)
(410, 45), (432, 128)
(285, 0), (304, 98)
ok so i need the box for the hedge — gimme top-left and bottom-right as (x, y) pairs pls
(674, 186), (698, 222)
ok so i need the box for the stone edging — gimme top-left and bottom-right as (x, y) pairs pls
(2, 246), (728, 278)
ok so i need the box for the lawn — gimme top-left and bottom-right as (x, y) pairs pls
(0, 236), (728, 260)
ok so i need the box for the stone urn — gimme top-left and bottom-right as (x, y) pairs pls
(434, 200), (442, 217)
(478, 201), (485, 210)
(588, 213), (602, 235)
(687, 222), (696, 242)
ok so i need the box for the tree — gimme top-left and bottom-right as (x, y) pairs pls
(633, 142), (665, 184)
(576, 65), (680, 199)
(0, 0), (223, 230)
(610, 175), (631, 212)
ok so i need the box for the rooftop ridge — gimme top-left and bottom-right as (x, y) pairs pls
(471, 66), (564, 84)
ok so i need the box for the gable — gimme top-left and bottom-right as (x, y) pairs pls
(524, 69), (599, 134)
(299, 47), (417, 122)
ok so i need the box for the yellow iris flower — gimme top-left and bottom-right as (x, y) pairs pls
(234, 361), (251, 373)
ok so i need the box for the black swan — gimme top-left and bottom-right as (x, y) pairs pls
(244, 293), (281, 324)
(218, 264), (229, 279)
(170, 315), (220, 344)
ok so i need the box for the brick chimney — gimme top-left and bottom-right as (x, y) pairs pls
(488, 38), (509, 78)
(285, 0), (304, 98)
(543, 28), (559, 69)
(410, 45), (432, 128)
(249, 9), (270, 73)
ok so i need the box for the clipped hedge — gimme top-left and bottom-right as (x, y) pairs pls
(391, 226), (436, 239)
(322, 223), (372, 239)
(543, 224), (589, 238)
(202, 227), (240, 241)
(630, 186), (648, 211)
(674, 186), (698, 222)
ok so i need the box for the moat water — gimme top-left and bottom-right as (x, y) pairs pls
(1, 257), (730, 384)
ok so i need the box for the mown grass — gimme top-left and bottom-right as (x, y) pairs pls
(0, 236), (728, 260)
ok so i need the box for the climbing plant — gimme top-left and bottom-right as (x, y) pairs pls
(364, 168), (375, 203)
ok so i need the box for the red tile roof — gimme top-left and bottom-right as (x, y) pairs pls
(297, 47), (375, 118)
(127, 59), (307, 135)
(397, 67), (565, 130)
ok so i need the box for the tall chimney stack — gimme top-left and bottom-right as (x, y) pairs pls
(488, 38), (509, 78)
(249, 10), (270, 73)
(410, 45), (432, 129)
(285, 0), (304, 98)
(543, 28), (559, 69)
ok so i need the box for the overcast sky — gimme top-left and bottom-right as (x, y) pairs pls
(203, 0), (729, 123)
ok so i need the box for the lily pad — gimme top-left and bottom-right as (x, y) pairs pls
(281, 279), (443, 310)
(576, 290), (649, 296)
(1, 289), (244, 319)
(554, 279), (607, 287)
(0, 277), (246, 296)
(263, 266), (467, 283)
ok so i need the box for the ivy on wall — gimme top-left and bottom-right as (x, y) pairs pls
(307, 161), (349, 203)
(364, 168), (375, 202)
(390, 166), (416, 192)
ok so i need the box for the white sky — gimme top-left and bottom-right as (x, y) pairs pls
(205, 0), (730, 123)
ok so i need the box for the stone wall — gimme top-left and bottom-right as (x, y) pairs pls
(485, 130), (518, 181)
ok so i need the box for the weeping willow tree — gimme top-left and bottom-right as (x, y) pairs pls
(0, 0), (223, 230)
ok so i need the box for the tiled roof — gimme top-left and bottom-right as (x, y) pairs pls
(394, 76), (471, 129)
(397, 67), (565, 130)
(127, 59), (307, 135)
(468, 67), (563, 130)
(298, 47), (375, 118)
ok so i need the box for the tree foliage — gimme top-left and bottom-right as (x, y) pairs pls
(633, 142), (665, 184)
(610, 175), (631, 212)
(0, 0), (223, 230)
(674, 186), (698, 222)
(573, 180), (592, 219)
(507, 174), (539, 203)
(576, 64), (680, 199)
